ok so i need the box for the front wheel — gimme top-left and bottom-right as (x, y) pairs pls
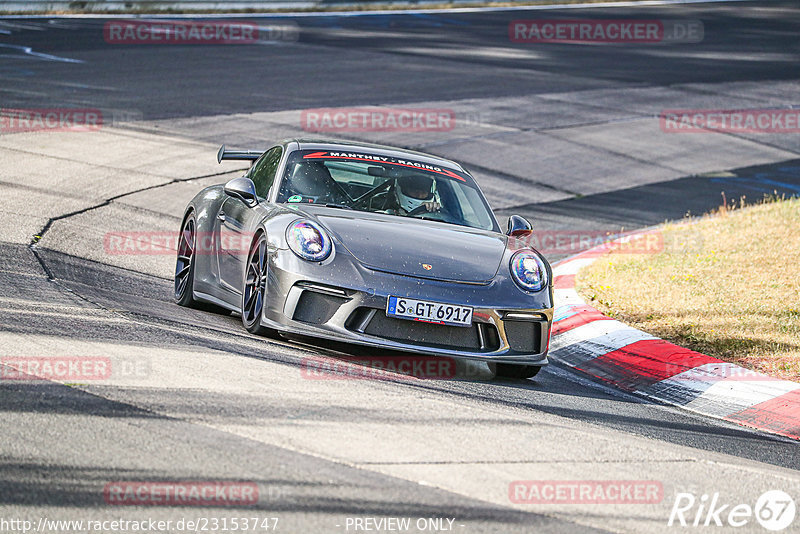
(242, 233), (272, 336)
(174, 213), (197, 307)
(494, 363), (541, 379)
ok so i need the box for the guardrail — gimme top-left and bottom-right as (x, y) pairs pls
(0, 1), (325, 13)
(0, 0), (673, 15)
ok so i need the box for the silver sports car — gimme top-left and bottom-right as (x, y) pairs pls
(175, 139), (553, 378)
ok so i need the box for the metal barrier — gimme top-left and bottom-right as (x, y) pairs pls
(0, 1), (325, 13)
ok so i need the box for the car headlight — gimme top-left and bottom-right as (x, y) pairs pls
(510, 250), (548, 292)
(286, 220), (332, 262)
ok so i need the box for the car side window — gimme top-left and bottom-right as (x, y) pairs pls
(250, 146), (283, 199)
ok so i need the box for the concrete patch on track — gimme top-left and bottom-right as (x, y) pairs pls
(133, 106), (513, 150)
(547, 118), (797, 176)
(429, 129), (681, 195)
(536, 83), (789, 116)
(41, 173), (245, 279)
(41, 203), (185, 278)
(0, 128), (245, 275)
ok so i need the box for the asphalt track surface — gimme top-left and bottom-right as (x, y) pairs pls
(1, 1), (800, 533)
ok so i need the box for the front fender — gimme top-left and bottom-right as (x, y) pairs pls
(183, 185), (228, 298)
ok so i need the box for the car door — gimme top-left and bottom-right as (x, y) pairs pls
(217, 145), (283, 292)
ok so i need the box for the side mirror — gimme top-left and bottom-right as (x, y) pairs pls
(506, 215), (532, 236)
(224, 177), (258, 207)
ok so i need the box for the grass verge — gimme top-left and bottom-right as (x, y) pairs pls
(577, 196), (800, 382)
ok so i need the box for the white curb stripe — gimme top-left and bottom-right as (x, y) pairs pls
(552, 257), (596, 277)
(684, 380), (800, 418)
(641, 363), (744, 407)
(550, 320), (657, 358)
(553, 288), (583, 307)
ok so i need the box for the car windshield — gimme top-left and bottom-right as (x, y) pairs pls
(276, 149), (498, 231)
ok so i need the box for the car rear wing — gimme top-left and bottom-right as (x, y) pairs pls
(217, 144), (263, 164)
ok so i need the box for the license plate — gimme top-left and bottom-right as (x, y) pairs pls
(386, 296), (473, 327)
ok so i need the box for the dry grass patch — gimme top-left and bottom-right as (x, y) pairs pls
(577, 197), (800, 382)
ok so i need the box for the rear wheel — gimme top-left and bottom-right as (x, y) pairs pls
(242, 233), (272, 336)
(494, 363), (541, 379)
(174, 214), (197, 307)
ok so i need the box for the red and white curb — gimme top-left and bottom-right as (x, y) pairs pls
(549, 231), (800, 441)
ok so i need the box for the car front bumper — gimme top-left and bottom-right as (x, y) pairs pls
(260, 249), (553, 365)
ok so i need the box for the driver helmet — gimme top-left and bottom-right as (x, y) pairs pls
(395, 174), (435, 213)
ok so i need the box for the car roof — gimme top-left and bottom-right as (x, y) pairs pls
(284, 138), (469, 174)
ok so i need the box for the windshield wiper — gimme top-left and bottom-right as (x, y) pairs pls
(322, 203), (353, 210)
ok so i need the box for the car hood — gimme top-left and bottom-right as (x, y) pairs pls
(302, 208), (507, 283)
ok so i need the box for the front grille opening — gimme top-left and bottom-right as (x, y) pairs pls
(347, 307), (500, 352)
(292, 290), (347, 325)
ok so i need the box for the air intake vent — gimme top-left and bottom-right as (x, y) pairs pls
(292, 291), (347, 325)
(503, 320), (543, 353)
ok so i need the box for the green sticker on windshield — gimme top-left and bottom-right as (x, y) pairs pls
(287, 195), (302, 203)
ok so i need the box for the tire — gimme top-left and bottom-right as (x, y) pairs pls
(242, 233), (273, 336)
(174, 213), (198, 307)
(494, 363), (541, 379)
